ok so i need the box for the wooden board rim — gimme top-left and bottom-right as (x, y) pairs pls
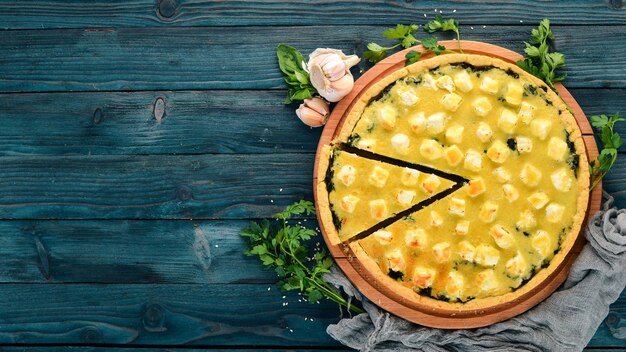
(313, 40), (601, 328)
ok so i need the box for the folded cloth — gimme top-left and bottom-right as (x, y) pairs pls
(325, 192), (626, 352)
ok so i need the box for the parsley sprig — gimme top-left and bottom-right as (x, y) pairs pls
(516, 19), (566, 91)
(277, 44), (317, 104)
(364, 16), (461, 66)
(240, 200), (364, 314)
(590, 113), (624, 189)
(425, 14), (462, 52)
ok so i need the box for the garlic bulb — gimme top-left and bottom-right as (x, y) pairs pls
(308, 48), (360, 102)
(296, 97), (330, 127)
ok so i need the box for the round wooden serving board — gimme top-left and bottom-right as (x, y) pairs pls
(313, 40), (602, 329)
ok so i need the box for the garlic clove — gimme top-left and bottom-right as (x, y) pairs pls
(308, 48), (361, 102)
(304, 97), (330, 116)
(323, 73), (354, 102)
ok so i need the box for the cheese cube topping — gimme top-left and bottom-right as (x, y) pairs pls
(448, 197), (466, 216)
(472, 97), (493, 117)
(378, 106), (397, 130)
(368, 165), (390, 188)
(436, 75), (456, 92)
(479, 202), (499, 223)
(398, 89), (420, 106)
(446, 271), (465, 298)
(476, 269), (498, 293)
(405, 229), (428, 249)
(516, 136), (533, 153)
(369, 199), (388, 220)
(413, 267), (436, 288)
(493, 167), (511, 183)
(409, 112), (427, 135)
(505, 252), (528, 277)
(455, 220), (470, 235)
(516, 209), (537, 230)
(468, 178), (487, 197)
(401, 168), (420, 186)
(551, 168), (573, 192)
(387, 249), (405, 272)
(426, 112), (447, 134)
(457, 240), (476, 261)
(545, 203), (565, 223)
(441, 93), (463, 112)
(548, 137), (568, 161)
(505, 82), (524, 106)
(464, 150), (483, 172)
(531, 230), (552, 259)
(432, 242), (451, 263)
(475, 244), (500, 266)
(391, 133), (410, 154)
(444, 145), (465, 166)
(527, 191), (550, 209)
(356, 138), (376, 151)
(340, 195), (360, 213)
(422, 73), (438, 91)
(530, 119), (552, 140)
(337, 164), (356, 186)
(374, 230), (393, 245)
(518, 101), (536, 124)
(396, 190), (416, 206)
(476, 122), (494, 142)
(421, 174), (442, 194)
(445, 124), (465, 144)
(430, 211), (443, 227)
(490, 224), (516, 249)
(520, 163), (542, 187)
(502, 183), (519, 202)
(480, 76), (500, 95)
(498, 108), (518, 134)
(454, 70), (474, 92)
(420, 139), (443, 160)
(487, 140), (511, 164)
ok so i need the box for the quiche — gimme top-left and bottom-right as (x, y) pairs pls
(316, 54), (590, 310)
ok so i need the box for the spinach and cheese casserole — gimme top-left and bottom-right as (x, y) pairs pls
(316, 54), (590, 310)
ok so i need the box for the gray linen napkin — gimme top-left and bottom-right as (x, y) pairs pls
(325, 192), (626, 351)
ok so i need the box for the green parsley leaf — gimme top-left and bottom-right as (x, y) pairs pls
(405, 50), (422, 66)
(240, 200), (364, 314)
(516, 19), (566, 91)
(421, 37), (447, 55)
(425, 14), (462, 52)
(589, 112), (624, 189)
(363, 42), (399, 63)
(277, 44), (318, 104)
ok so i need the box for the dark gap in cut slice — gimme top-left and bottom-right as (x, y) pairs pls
(337, 143), (469, 185)
(345, 182), (465, 244)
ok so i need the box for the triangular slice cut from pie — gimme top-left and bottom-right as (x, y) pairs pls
(317, 144), (465, 245)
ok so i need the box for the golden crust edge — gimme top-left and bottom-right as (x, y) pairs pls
(316, 145), (343, 246)
(330, 53), (591, 312)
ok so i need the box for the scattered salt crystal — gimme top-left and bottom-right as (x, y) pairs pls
(434, 8), (437, 12)
(279, 188), (283, 192)
(289, 329), (294, 332)
(282, 296), (286, 299)
(311, 318), (314, 321)
(483, 25), (486, 28)
(520, 20), (524, 23)
(470, 26), (474, 30)
(270, 200), (274, 203)
(453, 9), (457, 13)
(424, 13), (427, 18)
(268, 287), (271, 291)
(214, 244), (219, 248)
(439, 10), (443, 13)
(285, 302), (289, 306)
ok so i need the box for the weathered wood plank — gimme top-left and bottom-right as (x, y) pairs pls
(0, 0), (623, 29)
(0, 283), (343, 346)
(0, 152), (622, 220)
(0, 154), (313, 219)
(0, 90), (321, 155)
(1, 88), (620, 156)
(0, 219), (304, 284)
(0, 283), (618, 346)
(0, 26), (623, 93)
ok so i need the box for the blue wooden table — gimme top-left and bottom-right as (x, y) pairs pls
(0, 1), (624, 351)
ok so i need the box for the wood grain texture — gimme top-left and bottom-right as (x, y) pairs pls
(0, 90), (322, 155)
(0, 154), (314, 219)
(0, 349), (350, 352)
(0, 219), (299, 284)
(0, 0), (623, 29)
(0, 283), (342, 346)
(0, 26), (624, 93)
(0, 89), (623, 156)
